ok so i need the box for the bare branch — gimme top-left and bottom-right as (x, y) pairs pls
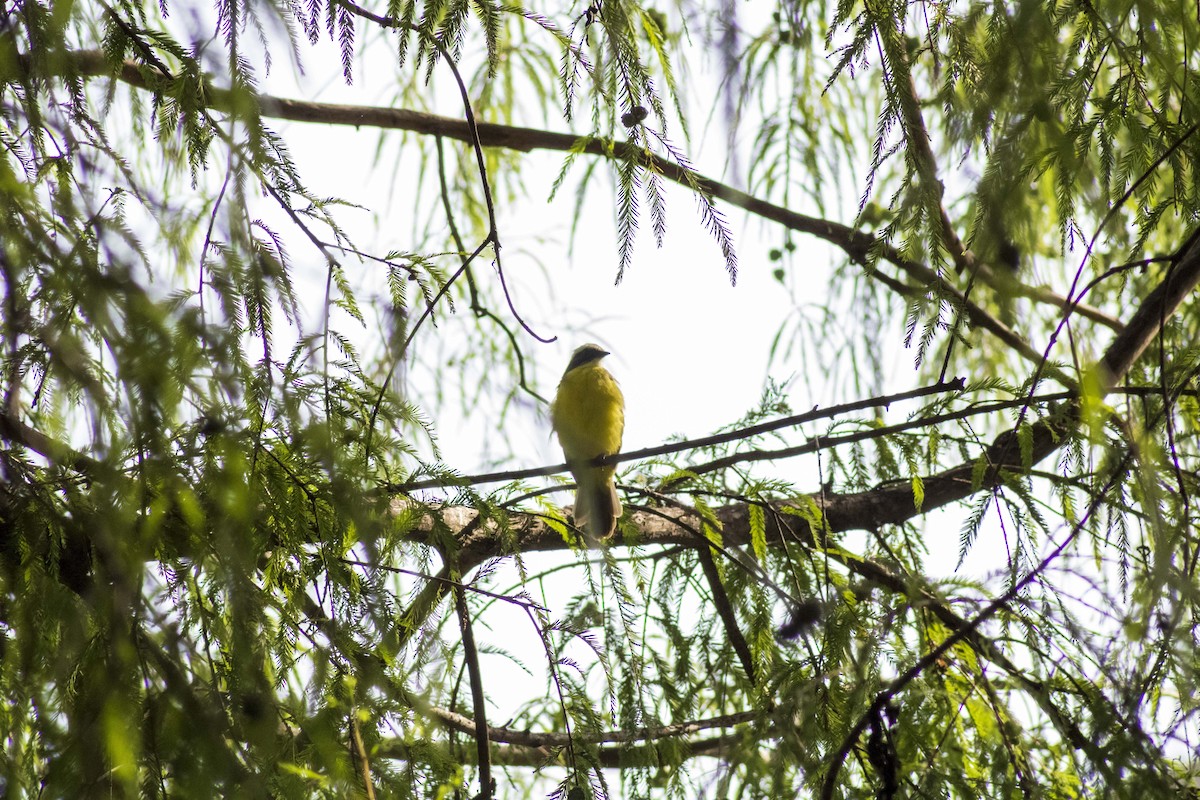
(453, 581), (493, 799)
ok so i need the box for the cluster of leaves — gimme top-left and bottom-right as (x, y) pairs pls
(0, 0), (446, 795)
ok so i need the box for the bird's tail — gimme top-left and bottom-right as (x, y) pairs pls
(572, 466), (621, 541)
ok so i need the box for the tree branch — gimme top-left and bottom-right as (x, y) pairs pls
(396, 378), (968, 491)
(375, 728), (756, 769)
(0, 409), (100, 475)
(36, 49), (1123, 344)
(417, 705), (758, 748)
(453, 580), (493, 799)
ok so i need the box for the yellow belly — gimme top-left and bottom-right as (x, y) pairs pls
(551, 363), (625, 464)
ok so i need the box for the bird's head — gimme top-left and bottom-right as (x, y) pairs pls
(564, 343), (611, 374)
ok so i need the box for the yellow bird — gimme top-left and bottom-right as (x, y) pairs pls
(550, 344), (625, 540)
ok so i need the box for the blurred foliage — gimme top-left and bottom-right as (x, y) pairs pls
(1, 0), (1200, 798)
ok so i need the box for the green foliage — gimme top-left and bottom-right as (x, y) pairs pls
(2, 0), (1200, 797)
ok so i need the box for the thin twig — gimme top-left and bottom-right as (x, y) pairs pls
(350, 713), (377, 800)
(419, 704), (757, 747)
(395, 378), (968, 491)
(453, 581), (493, 799)
(682, 391), (1073, 479)
(340, 558), (547, 611)
(332, 0), (554, 345)
(436, 135), (546, 404)
(393, 387), (1071, 495)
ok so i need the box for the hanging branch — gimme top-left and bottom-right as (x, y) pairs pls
(19, 49), (1123, 335)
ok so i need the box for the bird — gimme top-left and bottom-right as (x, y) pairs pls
(550, 343), (625, 541)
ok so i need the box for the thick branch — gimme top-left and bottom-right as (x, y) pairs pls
(0, 410), (100, 474)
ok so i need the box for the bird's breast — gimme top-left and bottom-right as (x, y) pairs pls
(551, 365), (625, 460)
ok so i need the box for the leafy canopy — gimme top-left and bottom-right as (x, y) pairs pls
(2, 0), (1200, 798)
